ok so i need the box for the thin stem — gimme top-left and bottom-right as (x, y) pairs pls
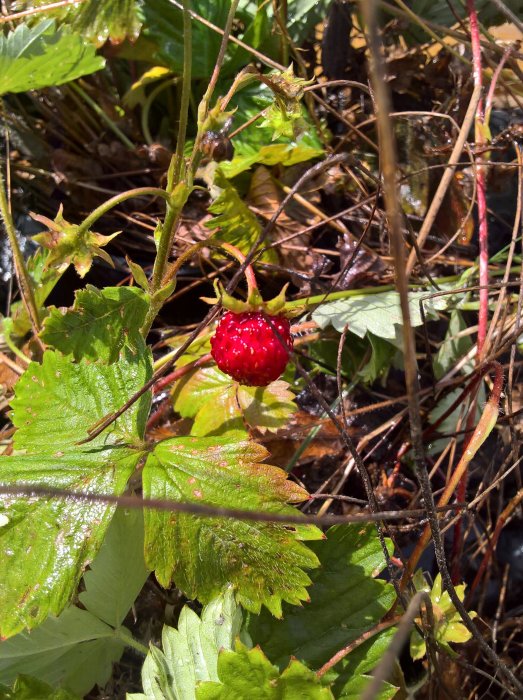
(0, 160), (41, 333)
(70, 82), (135, 151)
(114, 627), (149, 656)
(77, 187), (171, 238)
(171, 0), (192, 187)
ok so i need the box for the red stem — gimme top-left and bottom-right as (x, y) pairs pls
(452, 1), (489, 582)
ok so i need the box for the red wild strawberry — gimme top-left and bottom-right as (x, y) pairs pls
(210, 311), (293, 386)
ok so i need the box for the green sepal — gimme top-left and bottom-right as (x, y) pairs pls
(203, 280), (291, 317)
(126, 257), (149, 292)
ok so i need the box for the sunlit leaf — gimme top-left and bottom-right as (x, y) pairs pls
(129, 589), (242, 700)
(248, 524), (396, 695)
(142, 436), (322, 617)
(172, 365), (296, 436)
(196, 642), (333, 699)
(0, 20), (104, 96)
(69, 0), (144, 46)
(41, 286), (148, 364)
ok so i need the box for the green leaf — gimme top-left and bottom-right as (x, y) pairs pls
(0, 349), (151, 637)
(41, 286), (149, 364)
(206, 175), (275, 261)
(142, 437), (322, 617)
(0, 20), (105, 95)
(69, 0), (144, 46)
(0, 606), (126, 695)
(248, 524), (396, 668)
(172, 366), (296, 436)
(433, 309), (473, 380)
(131, 589), (242, 700)
(0, 675), (80, 699)
(79, 507), (149, 628)
(10, 347), (151, 452)
(409, 573), (474, 660)
(0, 449), (140, 638)
(312, 289), (449, 341)
(196, 641), (333, 699)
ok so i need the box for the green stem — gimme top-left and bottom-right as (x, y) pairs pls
(114, 627), (149, 656)
(0, 162), (41, 332)
(77, 187), (172, 238)
(70, 82), (135, 151)
(171, 0), (192, 188)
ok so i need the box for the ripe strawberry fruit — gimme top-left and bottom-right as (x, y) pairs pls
(210, 311), (293, 386)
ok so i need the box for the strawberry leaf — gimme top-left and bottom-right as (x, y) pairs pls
(0, 20), (105, 96)
(205, 175), (276, 261)
(0, 448), (140, 638)
(10, 347), (151, 452)
(142, 437), (322, 617)
(129, 588), (242, 700)
(0, 675), (80, 699)
(0, 349), (151, 637)
(68, 0), (144, 46)
(248, 524), (396, 686)
(41, 286), (148, 364)
(172, 366), (296, 436)
(196, 641), (333, 700)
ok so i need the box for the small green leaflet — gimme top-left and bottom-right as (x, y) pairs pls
(312, 289), (448, 341)
(196, 642), (333, 700)
(128, 588), (243, 700)
(0, 509), (148, 695)
(41, 286), (149, 364)
(172, 365), (296, 436)
(0, 20), (105, 95)
(142, 436), (322, 617)
(68, 0), (144, 46)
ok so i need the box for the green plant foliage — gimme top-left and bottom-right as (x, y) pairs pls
(0, 510), (147, 695)
(0, 675), (79, 699)
(248, 524), (396, 692)
(196, 641), (334, 699)
(0, 20), (105, 96)
(312, 289), (449, 341)
(128, 588), (242, 700)
(41, 286), (149, 364)
(410, 573), (474, 660)
(32, 207), (121, 279)
(433, 309), (473, 379)
(68, 0), (144, 46)
(0, 348), (151, 637)
(206, 175), (276, 260)
(393, 0), (523, 34)
(172, 365), (296, 436)
(10, 347), (151, 452)
(142, 436), (322, 616)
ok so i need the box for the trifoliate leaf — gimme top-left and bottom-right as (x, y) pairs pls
(0, 674), (80, 699)
(312, 289), (449, 341)
(32, 206), (120, 279)
(248, 524), (396, 668)
(205, 175), (275, 261)
(10, 347), (151, 452)
(41, 286), (148, 363)
(172, 366), (296, 436)
(0, 20), (105, 96)
(142, 437), (322, 617)
(130, 589), (242, 700)
(196, 641), (333, 700)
